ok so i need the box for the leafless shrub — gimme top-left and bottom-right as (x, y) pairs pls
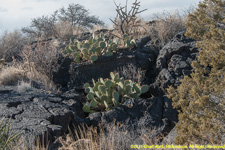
(110, 0), (147, 39)
(114, 63), (146, 83)
(149, 11), (186, 47)
(22, 11), (58, 41)
(58, 4), (105, 33)
(0, 30), (27, 62)
(22, 4), (104, 41)
(55, 21), (73, 40)
(21, 41), (63, 90)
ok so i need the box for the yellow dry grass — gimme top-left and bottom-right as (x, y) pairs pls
(0, 65), (26, 86)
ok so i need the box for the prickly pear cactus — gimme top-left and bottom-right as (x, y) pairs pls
(82, 72), (149, 113)
(63, 33), (118, 63)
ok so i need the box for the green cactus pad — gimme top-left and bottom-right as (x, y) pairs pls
(95, 91), (100, 98)
(74, 56), (81, 63)
(105, 80), (113, 88)
(93, 82), (103, 91)
(90, 99), (98, 108)
(112, 98), (120, 107)
(131, 93), (140, 99)
(69, 45), (75, 51)
(141, 85), (149, 94)
(104, 51), (113, 56)
(95, 47), (101, 55)
(90, 55), (98, 62)
(118, 82), (124, 89)
(114, 73), (120, 82)
(133, 84), (141, 93)
(113, 91), (120, 101)
(100, 95), (107, 103)
(111, 43), (118, 51)
(70, 36), (75, 43)
(85, 87), (90, 93)
(88, 39), (93, 44)
(83, 43), (91, 49)
(99, 78), (104, 84)
(125, 85), (132, 94)
(126, 39), (130, 46)
(98, 38), (104, 42)
(98, 85), (106, 94)
(87, 93), (94, 100)
(82, 103), (90, 113)
(131, 39), (136, 45)
(99, 41), (106, 48)
(84, 83), (90, 88)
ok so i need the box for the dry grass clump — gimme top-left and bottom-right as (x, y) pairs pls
(6, 134), (50, 150)
(0, 117), (22, 150)
(57, 122), (162, 150)
(0, 65), (27, 86)
(16, 81), (32, 93)
(0, 38), (62, 90)
(149, 11), (186, 47)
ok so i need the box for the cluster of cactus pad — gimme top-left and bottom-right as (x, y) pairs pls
(82, 72), (149, 113)
(63, 34), (118, 63)
(122, 34), (136, 49)
(64, 33), (137, 63)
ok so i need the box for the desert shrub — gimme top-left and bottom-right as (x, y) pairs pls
(0, 30), (27, 62)
(22, 12), (58, 41)
(21, 41), (62, 90)
(82, 72), (148, 113)
(55, 21), (73, 40)
(58, 4), (104, 33)
(167, 0), (225, 145)
(114, 63), (146, 84)
(22, 4), (104, 41)
(149, 11), (186, 47)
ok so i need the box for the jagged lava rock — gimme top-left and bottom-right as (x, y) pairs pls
(0, 86), (84, 147)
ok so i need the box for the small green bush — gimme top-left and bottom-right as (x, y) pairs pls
(82, 72), (149, 113)
(167, 0), (225, 145)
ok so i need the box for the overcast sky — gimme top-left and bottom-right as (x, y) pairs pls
(0, 0), (200, 35)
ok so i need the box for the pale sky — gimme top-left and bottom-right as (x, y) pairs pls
(0, 0), (200, 35)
